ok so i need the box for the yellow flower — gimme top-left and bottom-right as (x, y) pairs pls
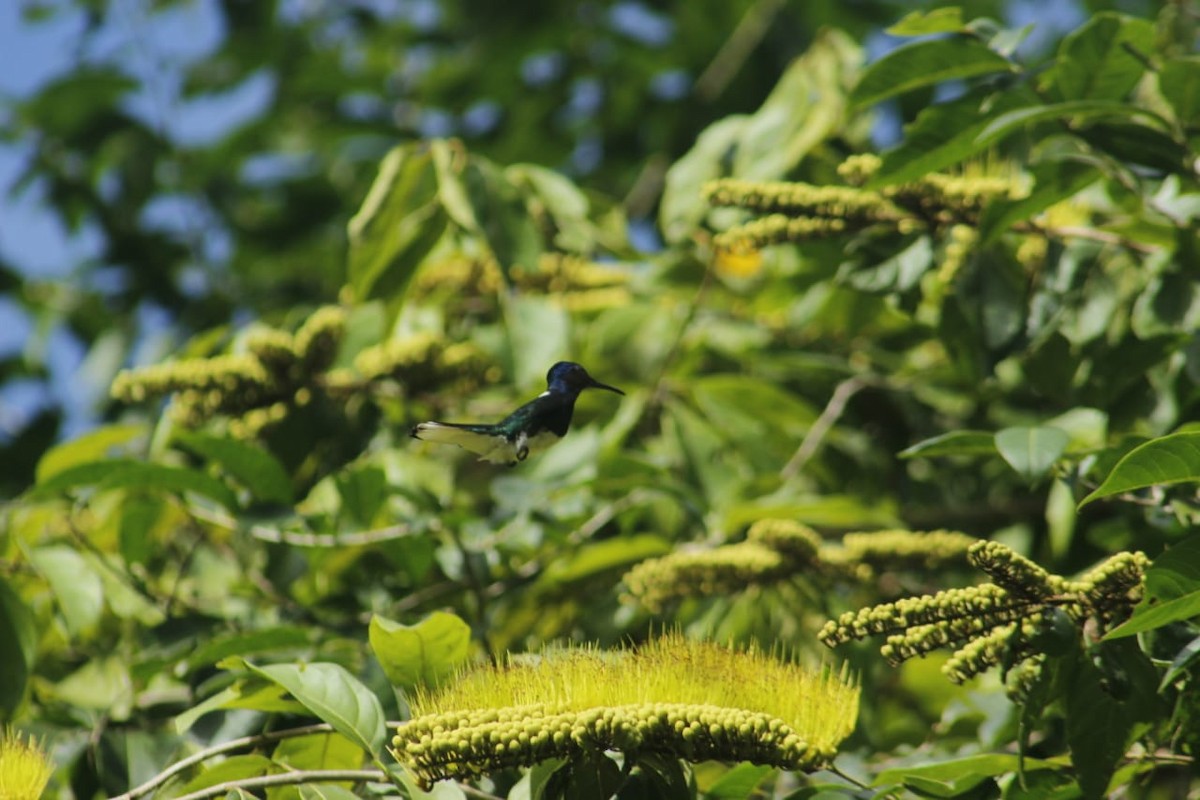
(714, 247), (764, 279)
(0, 729), (54, 800)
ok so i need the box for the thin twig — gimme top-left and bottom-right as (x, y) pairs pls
(188, 505), (434, 548)
(165, 769), (384, 800)
(1019, 222), (1160, 254)
(110, 723), (336, 800)
(780, 377), (867, 481)
(566, 489), (655, 545)
(693, 0), (786, 102)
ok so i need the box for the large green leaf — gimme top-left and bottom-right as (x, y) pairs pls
(35, 422), (146, 483)
(875, 754), (1054, 796)
(26, 545), (105, 636)
(1065, 652), (1133, 799)
(995, 426), (1070, 481)
(1054, 13), (1155, 101)
(886, 8), (964, 36)
(852, 36), (1014, 108)
(173, 430), (293, 505)
(659, 114), (749, 245)
(246, 662), (387, 755)
(33, 458), (238, 510)
(0, 578), (37, 717)
(539, 535), (672, 588)
(369, 611), (472, 690)
(1141, 534), (1200, 602)
(979, 160), (1098, 242)
(347, 143), (448, 306)
(1080, 432), (1200, 506)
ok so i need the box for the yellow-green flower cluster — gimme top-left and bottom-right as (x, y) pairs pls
(393, 633), (859, 786)
(622, 520), (824, 611)
(352, 332), (490, 395)
(705, 159), (1020, 252)
(832, 529), (977, 572)
(112, 306), (349, 431)
(413, 257), (505, 299)
(0, 729), (54, 800)
(624, 522), (977, 610)
(819, 541), (1149, 684)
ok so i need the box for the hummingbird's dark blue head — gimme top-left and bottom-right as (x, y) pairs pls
(546, 362), (624, 397)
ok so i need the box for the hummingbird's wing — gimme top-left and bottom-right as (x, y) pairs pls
(410, 421), (517, 464)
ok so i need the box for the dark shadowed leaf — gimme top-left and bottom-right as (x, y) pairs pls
(1054, 13), (1155, 101)
(173, 430), (293, 505)
(0, 578), (36, 716)
(33, 458), (238, 510)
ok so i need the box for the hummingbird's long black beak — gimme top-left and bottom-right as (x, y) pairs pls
(588, 377), (625, 395)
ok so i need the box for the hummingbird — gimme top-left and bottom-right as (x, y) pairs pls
(410, 361), (624, 465)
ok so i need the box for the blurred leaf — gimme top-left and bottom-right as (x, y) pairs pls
(660, 115), (749, 245)
(273, 731), (365, 771)
(35, 422), (146, 483)
(979, 160), (1098, 242)
(976, 101), (1171, 148)
(118, 493), (163, 566)
(540, 535), (671, 588)
(504, 294), (570, 389)
(703, 762), (774, 799)
(52, 656), (134, 718)
(1045, 478), (1077, 561)
(1054, 13), (1155, 101)
(297, 785), (364, 800)
(852, 36), (1013, 108)
(887, 8), (964, 36)
(22, 67), (138, 138)
(871, 87), (1033, 186)
(508, 163), (595, 252)
(247, 662), (387, 755)
(1080, 432), (1200, 506)
(369, 611), (472, 691)
(733, 30), (857, 180)
(995, 426), (1070, 481)
(838, 235), (932, 293)
(174, 430), (293, 505)
(875, 754), (1053, 796)
(1159, 56), (1200, 127)
(1158, 633), (1200, 688)
(33, 459), (238, 510)
(899, 430), (998, 458)
(0, 578), (37, 716)
(26, 545), (105, 636)
(335, 464), (387, 528)
(347, 144), (448, 307)
(461, 156), (543, 276)
(184, 626), (313, 672)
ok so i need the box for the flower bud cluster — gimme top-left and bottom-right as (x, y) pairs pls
(353, 332), (488, 395)
(704, 180), (905, 223)
(836, 529), (976, 572)
(394, 701), (824, 786)
(622, 543), (787, 612)
(886, 173), (1017, 225)
(820, 542), (1150, 685)
(712, 214), (850, 251)
(112, 307), (350, 433)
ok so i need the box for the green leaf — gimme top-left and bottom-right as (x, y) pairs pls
(899, 430), (998, 458)
(887, 8), (964, 36)
(852, 36), (1014, 108)
(0, 578), (37, 716)
(732, 30), (856, 180)
(507, 163), (595, 252)
(1159, 56), (1200, 127)
(1159, 633), (1200, 688)
(1103, 590), (1200, 640)
(838, 235), (932, 293)
(539, 535), (672, 587)
(183, 626), (313, 672)
(35, 422), (145, 483)
(33, 458), (239, 510)
(874, 753), (1053, 796)
(975, 101), (1171, 148)
(335, 464), (387, 527)
(870, 87), (1034, 186)
(505, 294), (570, 389)
(273, 731), (365, 771)
(704, 762), (774, 799)
(297, 785), (365, 800)
(460, 156), (543, 276)
(369, 611), (472, 690)
(347, 143), (448, 307)
(1054, 13), (1155, 101)
(979, 160), (1098, 242)
(246, 661), (387, 755)
(173, 430), (293, 505)
(26, 545), (105, 636)
(1065, 652), (1132, 799)
(995, 426), (1070, 481)
(1080, 432), (1200, 506)
(660, 114), (749, 244)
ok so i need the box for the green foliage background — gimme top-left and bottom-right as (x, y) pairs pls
(3, 1), (1200, 798)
